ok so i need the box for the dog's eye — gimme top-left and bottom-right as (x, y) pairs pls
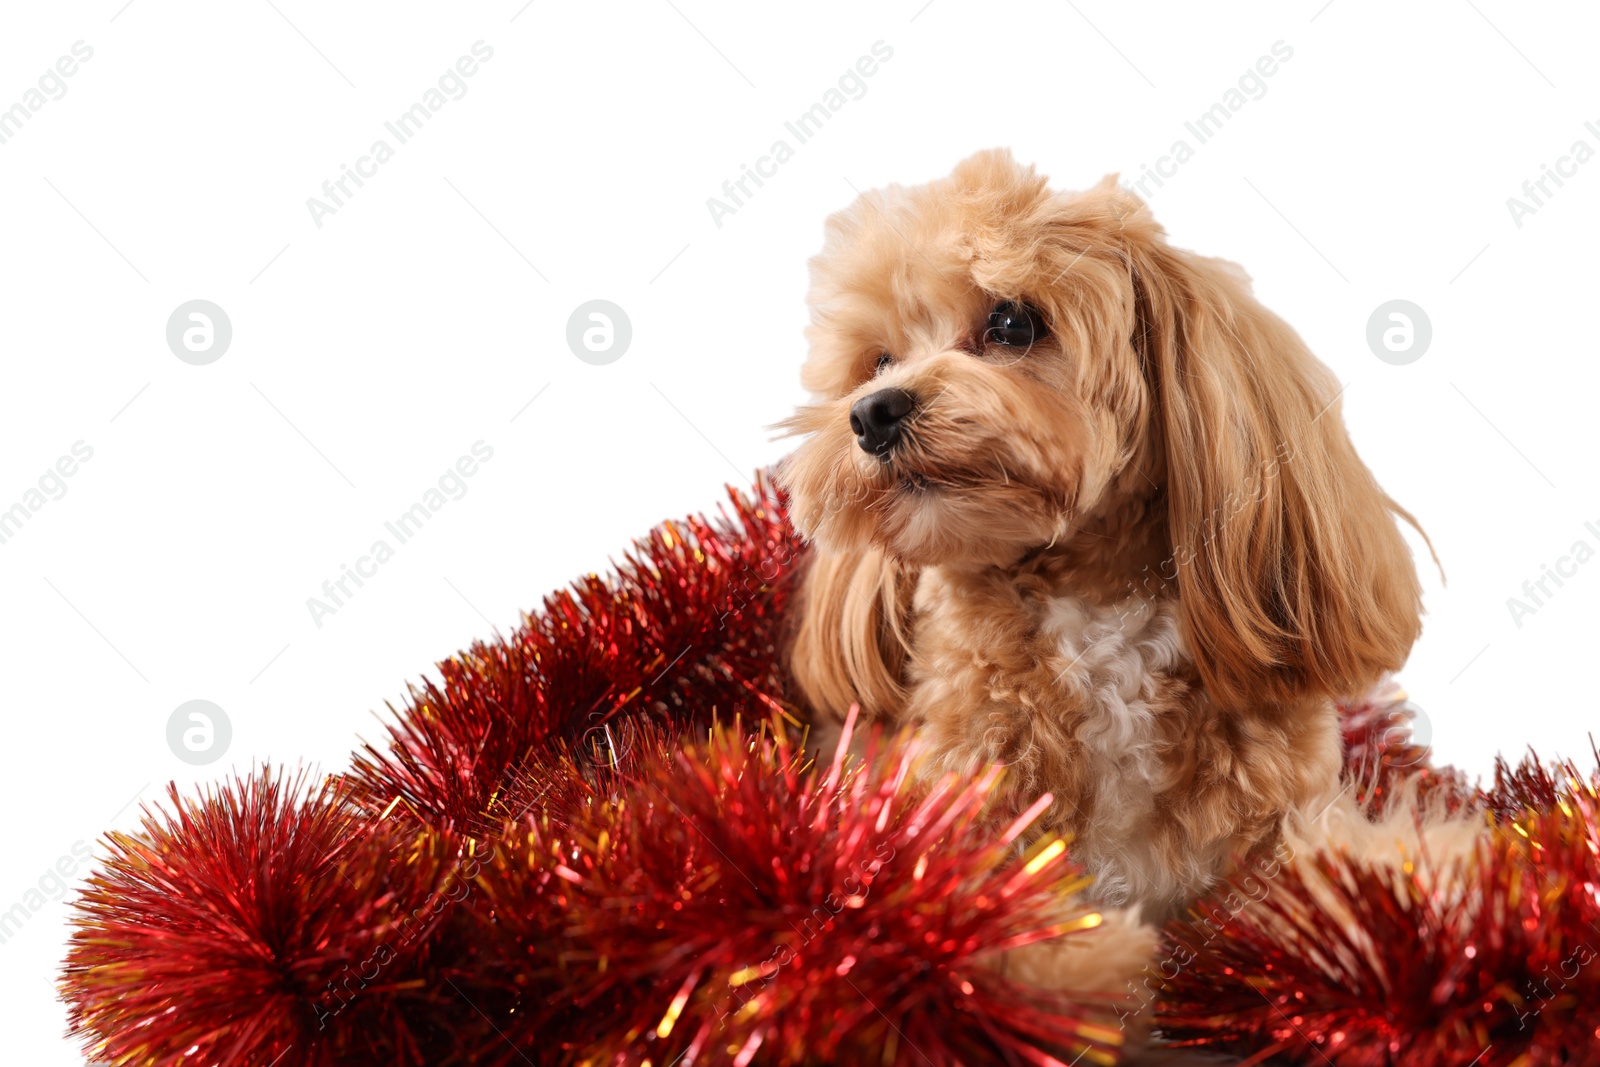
(874, 352), (895, 373)
(985, 302), (1048, 349)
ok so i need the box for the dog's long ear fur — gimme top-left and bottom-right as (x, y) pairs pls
(1124, 221), (1425, 708)
(788, 546), (916, 722)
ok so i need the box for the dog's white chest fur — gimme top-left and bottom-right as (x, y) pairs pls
(1035, 594), (1187, 765)
(1035, 595), (1190, 896)
(907, 576), (1202, 906)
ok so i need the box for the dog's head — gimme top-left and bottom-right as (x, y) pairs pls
(779, 149), (1424, 713)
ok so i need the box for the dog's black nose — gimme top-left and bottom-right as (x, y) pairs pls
(849, 388), (915, 456)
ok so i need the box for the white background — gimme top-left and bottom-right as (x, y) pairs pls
(1, 1), (1596, 1060)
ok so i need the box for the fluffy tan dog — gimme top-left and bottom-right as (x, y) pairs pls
(778, 149), (1425, 913)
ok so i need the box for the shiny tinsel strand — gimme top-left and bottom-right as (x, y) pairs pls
(1156, 761), (1600, 1065)
(465, 713), (1128, 1067)
(59, 472), (1600, 1065)
(61, 769), (490, 1066)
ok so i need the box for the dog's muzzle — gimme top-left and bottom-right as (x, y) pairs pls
(849, 388), (915, 457)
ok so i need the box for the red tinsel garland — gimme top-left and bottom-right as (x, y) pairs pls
(64, 477), (1124, 1066)
(63, 772), (484, 1065)
(60, 473), (1600, 1066)
(1155, 762), (1600, 1066)
(1336, 684), (1475, 815)
(343, 473), (805, 836)
(467, 713), (1126, 1067)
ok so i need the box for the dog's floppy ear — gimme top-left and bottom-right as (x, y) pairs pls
(1127, 233), (1425, 707)
(788, 545), (916, 722)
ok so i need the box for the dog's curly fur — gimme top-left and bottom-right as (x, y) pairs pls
(778, 149), (1427, 912)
